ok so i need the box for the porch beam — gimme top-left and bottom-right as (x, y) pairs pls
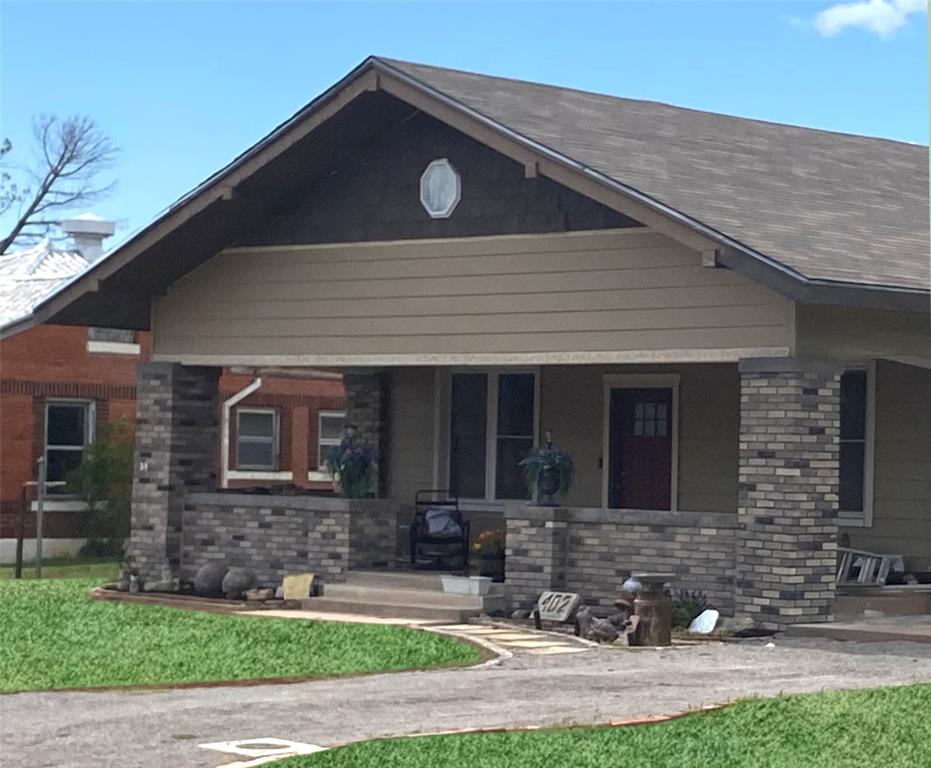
(153, 346), (793, 369)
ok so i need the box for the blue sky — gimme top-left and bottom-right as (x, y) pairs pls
(1, 1), (927, 242)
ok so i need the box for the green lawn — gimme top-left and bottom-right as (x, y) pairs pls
(0, 579), (480, 692)
(1, 557), (120, 581)
(277, 684), (931, 768)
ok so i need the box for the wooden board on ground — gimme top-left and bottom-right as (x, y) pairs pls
(282, 573), (315, 600)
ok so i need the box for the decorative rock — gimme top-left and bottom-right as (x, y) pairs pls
(607, 611), (630, 629)
(575, 606), (620, 643)
(688, 609), (720, 634)
(143, 577), (179, 593)
(193, 561), (229, 597)
(719, 615), (755, 634)
(222, 568), (257, 600)
(245, 588), (275, 602)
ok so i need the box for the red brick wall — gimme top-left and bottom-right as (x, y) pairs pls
(1, 326), (346, 535)
(221, 376), (345, 490)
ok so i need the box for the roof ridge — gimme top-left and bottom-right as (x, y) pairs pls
(375, 56), (928, 149)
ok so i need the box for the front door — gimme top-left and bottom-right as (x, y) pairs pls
(608, 387), (673, 510)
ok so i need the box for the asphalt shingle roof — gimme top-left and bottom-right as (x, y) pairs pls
(383, 59), (929, 291)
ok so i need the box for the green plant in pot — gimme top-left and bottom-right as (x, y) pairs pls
(325, 424), (376, 498)
(518, 430), (574, 506)
(472, 528), (506, 582)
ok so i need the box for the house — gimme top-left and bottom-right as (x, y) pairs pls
(8, 57), (928, 627)
(0, 222), (344, 564)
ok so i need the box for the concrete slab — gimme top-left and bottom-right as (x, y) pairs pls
(789, 614), (931, 644)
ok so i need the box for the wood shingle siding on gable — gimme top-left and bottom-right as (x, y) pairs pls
(245, 109), (639, 245)
(152, 229), (794, 365)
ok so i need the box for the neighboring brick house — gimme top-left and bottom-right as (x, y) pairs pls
(0, 218), (344, 564)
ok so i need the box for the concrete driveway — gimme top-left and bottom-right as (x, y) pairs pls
(3, 637), (931, 767)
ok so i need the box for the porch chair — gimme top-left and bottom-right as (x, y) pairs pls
(410, 489), (470, 571)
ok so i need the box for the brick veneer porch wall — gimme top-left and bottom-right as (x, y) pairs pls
(735, 359), (841, 628)
(343, 372), (389, 496)
(180, 492), (397, 587)
(504, 506), (738, 615)
(128, 363), (220, 583)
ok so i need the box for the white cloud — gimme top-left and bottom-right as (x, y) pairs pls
(813, 0), (928, 39)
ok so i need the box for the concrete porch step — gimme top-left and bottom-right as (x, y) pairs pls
(322, 584), (487, 609)
(344, 569), (506, 596)
(299, 597), (481, 623)
(343, 569), (453, 591)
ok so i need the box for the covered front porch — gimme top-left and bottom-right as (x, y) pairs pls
(127, 354), (921, 630)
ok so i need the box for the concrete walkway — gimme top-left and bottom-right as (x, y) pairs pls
(3, 636), (931, 767)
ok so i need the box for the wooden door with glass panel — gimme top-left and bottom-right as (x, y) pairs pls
(608, 387), (673, 510)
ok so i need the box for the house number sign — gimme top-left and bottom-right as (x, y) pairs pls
(534, 590), (582, 624)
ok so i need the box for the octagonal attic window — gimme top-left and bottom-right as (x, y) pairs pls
(420, 159), (461, 218)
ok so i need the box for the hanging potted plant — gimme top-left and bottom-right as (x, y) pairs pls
(472, 528), (506, 582)
(518, 430), (574, 506)
(325, 425), (376, 499)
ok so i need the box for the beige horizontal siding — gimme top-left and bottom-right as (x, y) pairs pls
(797, 305), (931, 363)
(841, 361), (931, 571)
(153, 229), (793, 363)
(386, 367), (435, 503)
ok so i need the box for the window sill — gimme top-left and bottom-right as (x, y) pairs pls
(86, 340), (141, 355)
(226, 470), (292, 482)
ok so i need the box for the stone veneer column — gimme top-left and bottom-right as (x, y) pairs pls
(735, 358), (840, 628)
(503, 505), (569, 609)
(129, 362), (220, 582)
(342, 372), (389, 497)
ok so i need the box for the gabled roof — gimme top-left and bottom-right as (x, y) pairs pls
(384, 59), (928, 292)
(7, 56), (928, 338)
(0, 239), (90, 327)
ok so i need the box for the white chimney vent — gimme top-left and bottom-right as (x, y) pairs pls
(61, 213), (115, 262)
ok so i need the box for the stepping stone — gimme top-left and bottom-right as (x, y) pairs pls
(530, 646), (589, 655)
(497, 639), (567, 648)
(475, 632), (536, 641)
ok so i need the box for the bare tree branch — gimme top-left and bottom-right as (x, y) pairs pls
(0, 115), (118, 253)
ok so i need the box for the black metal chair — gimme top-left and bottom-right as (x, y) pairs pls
(410, 489), (470, 571)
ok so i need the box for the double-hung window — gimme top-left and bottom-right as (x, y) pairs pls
(45, 401), (94, 486)
(317, 411), (346, 472)
(448, 371), (537, 501)
(236, 409), (279, 471)
(838, 365), (874, 526)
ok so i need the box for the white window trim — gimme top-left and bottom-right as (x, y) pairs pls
(838, 361), (876, 528)
(45, 399), (95, 485)
(235, 407), (279, 471)
(442, 368), (540, 502)
(420, 158), (461, 219)
(601, 373), (680, 512)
